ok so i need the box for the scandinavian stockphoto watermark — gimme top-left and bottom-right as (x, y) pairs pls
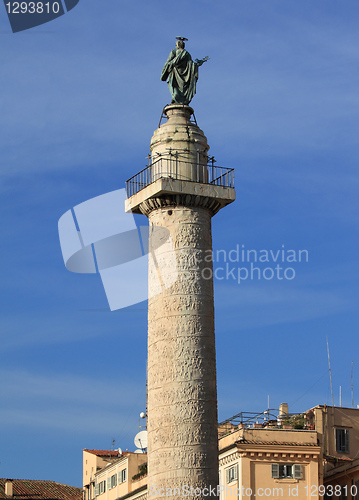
(178, 244), (309, 284)
(58, 188), (309, 311)
(58, 188), (178, 311)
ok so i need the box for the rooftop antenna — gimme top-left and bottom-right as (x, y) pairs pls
(139, 411), (147, 431)
(351, 361), (354, 408)
(263, 395), (270, 421)
(326, 336), (334, 407)
(339, 386), (342, 407)
(134, 430), (148, 452)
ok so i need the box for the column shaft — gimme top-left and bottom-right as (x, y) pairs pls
(146, 205), (218, 499)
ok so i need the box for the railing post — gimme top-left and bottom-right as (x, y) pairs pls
(196, 151), (198, 182)
(175, 151), (178, 179)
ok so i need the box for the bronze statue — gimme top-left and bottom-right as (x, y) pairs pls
(161, 37), (209, 105)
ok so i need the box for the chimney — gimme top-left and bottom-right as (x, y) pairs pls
(277, 402), (289, 426)
(279, 403), (289, 416)
(5, 480), (13, 497)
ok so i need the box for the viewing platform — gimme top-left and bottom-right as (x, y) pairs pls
(125, 151), (235, 215)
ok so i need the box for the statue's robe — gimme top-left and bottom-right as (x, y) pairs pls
(161, 48), (199, 105)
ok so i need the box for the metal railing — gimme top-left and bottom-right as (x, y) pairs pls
(218, 409), (309, 436)
(126, 153), (235, 198)
(219, 410), (281, 428)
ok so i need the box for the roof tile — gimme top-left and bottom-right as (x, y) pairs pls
(237, 440), (318, 447)
(83, 450), (120, 457)
(0, 479), (82, 500)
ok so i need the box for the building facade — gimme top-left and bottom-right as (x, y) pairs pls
(308, 405), (359, 499)
(83, 450), (147, 500)
(218, 427), (321, 500)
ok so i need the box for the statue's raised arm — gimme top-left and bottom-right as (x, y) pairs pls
(161, 37), (209, 105)
(195, 56), (210, 67)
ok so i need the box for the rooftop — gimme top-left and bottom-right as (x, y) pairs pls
(83, 449), (125, 457)
(237, 439), (319, 447)
(0, 480), (82, 500)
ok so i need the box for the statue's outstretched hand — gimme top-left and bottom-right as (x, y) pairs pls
(195, 56), (210, 67)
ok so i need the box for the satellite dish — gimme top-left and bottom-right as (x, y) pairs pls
(117, 447), (122, 455)
(134, 430), (148, 450)
(134, 449), (145, 454)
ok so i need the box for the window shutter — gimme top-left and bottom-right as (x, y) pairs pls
(336, 429), (341, 452)
(233, 465), (238, 480)
(226, 468), (230, 483)
(118, 469), (126, 484)
(94, 485), (99, 497)
(336, 428), (350, 453)
(271, 463), (279, 479)
(345, 430), (350, 453)
(293, 464), (302, 479)
(107, 478), (111, 489)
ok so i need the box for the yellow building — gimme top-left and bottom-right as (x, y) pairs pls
(83, 449), (127, 500)
(307, 405), (359, 499)
(218, 426), (321, 500)
(83, 450), (147, 500)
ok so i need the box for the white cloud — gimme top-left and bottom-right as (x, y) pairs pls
(214, 266), (356, 331)
(0, 369), (146, 435)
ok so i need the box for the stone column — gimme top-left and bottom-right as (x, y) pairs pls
(145, 203), (218, 499)
(125, 104), (235, 499)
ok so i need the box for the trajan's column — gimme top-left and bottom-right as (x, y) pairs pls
(125, 38), (235, 498)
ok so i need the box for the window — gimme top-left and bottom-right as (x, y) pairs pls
(226, 465), (238, 483)
(97, 481), (106, 495)
(336, 429), (349, 453)
(118, 469), (127, 484)
(293, 464), (302, 479)
(107, 475), (117, 490)
(355, 480), (359, 500)
(326, 485), (347, 500)
(219, 471), (223, 500)
(271, 464), (302, 479)
(340, 486), (348, 500)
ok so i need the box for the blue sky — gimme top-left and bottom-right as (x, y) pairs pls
(1, 0), (359, 487)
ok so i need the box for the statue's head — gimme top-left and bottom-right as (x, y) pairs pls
(175, 37), (187, 50)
